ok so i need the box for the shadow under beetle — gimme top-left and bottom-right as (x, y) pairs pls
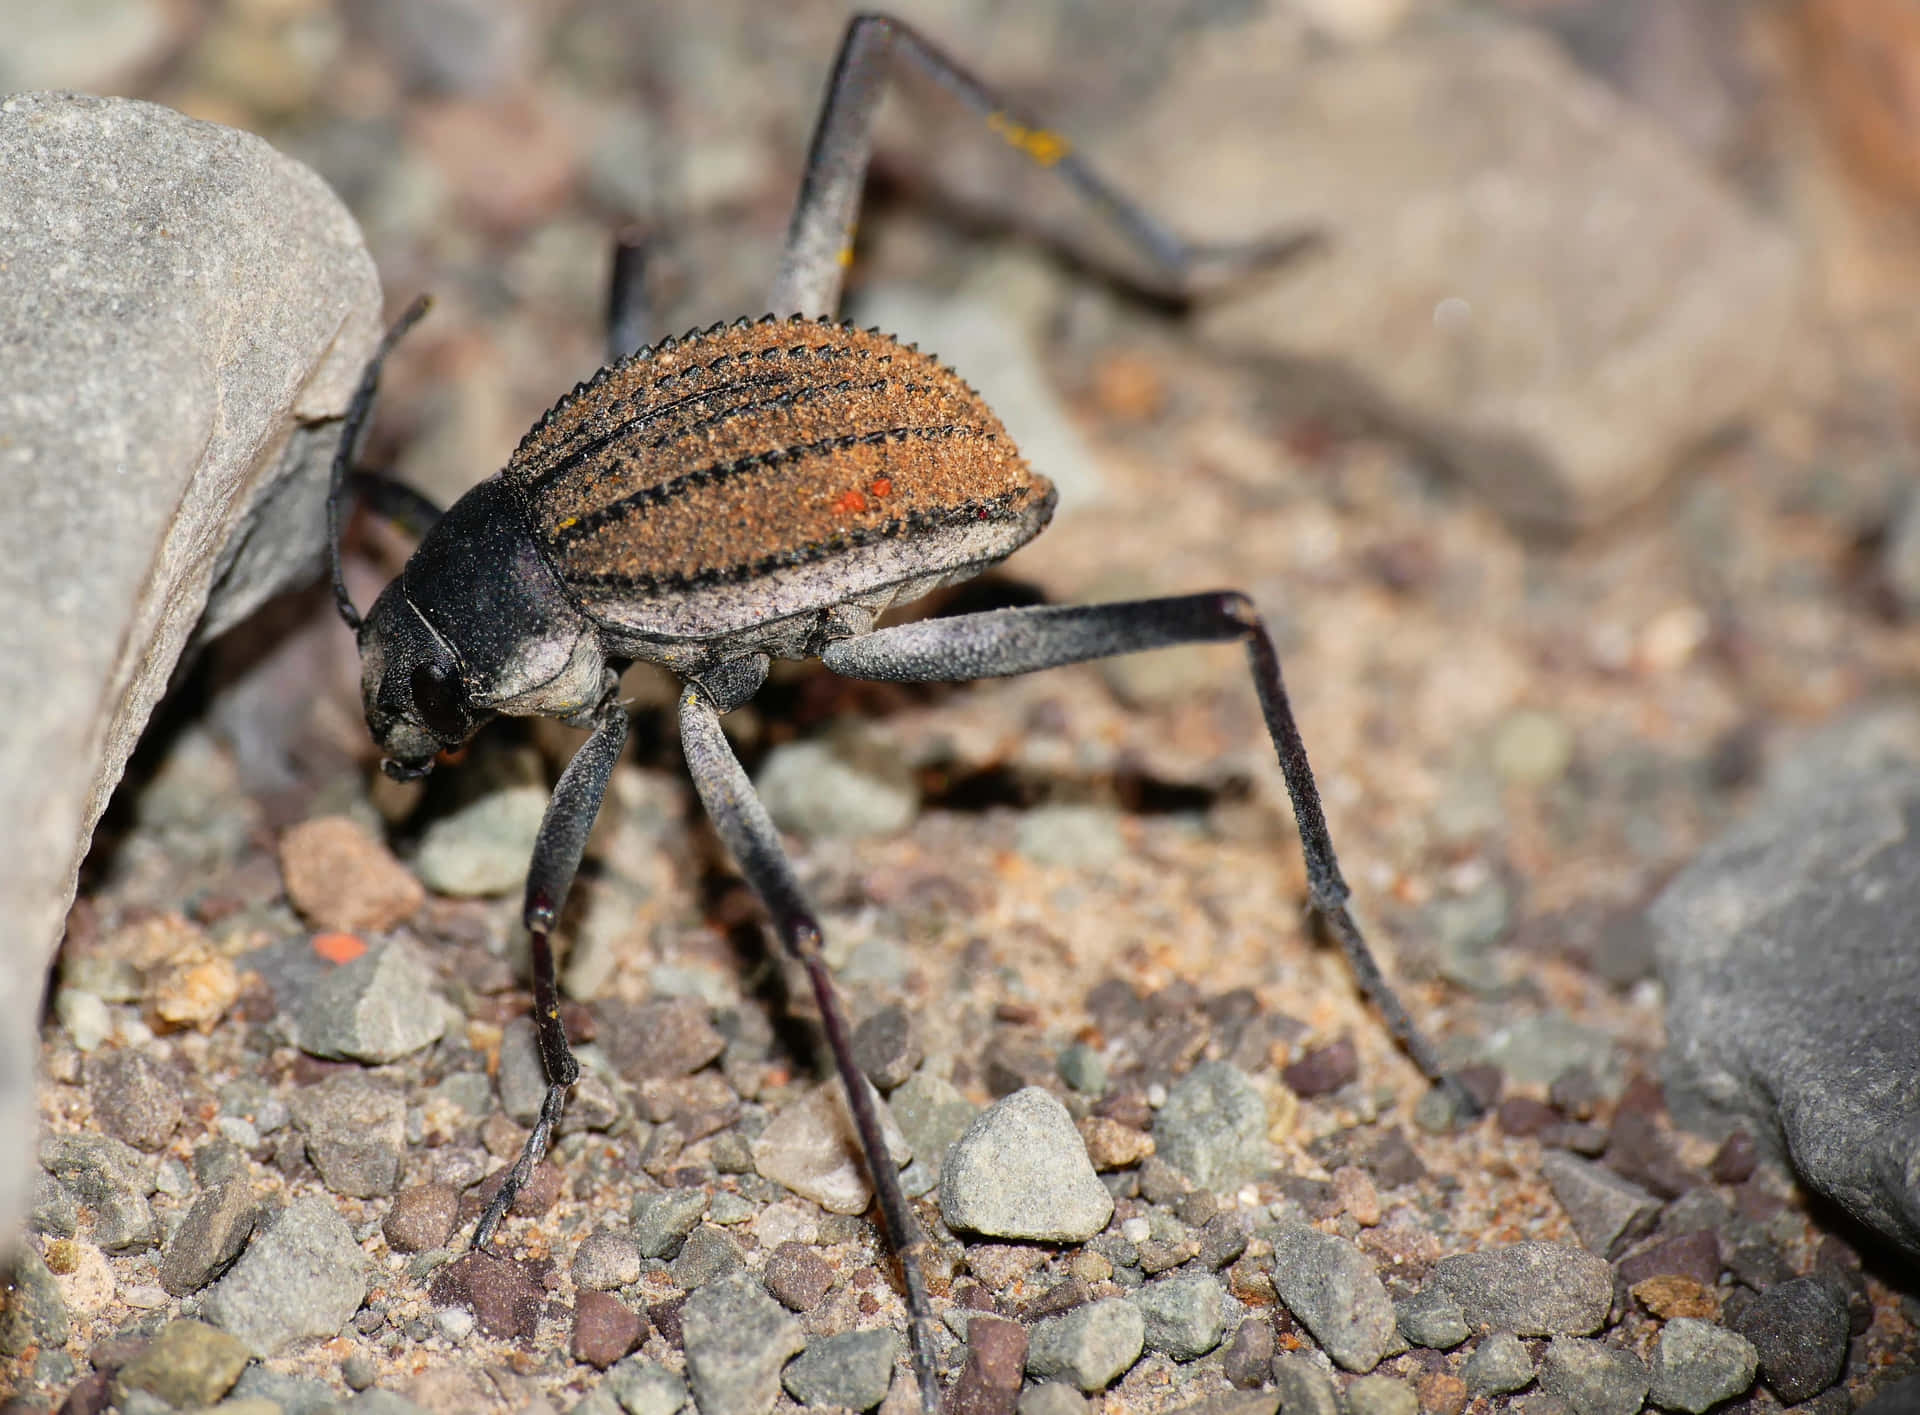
(327, 14), (1472, 1409)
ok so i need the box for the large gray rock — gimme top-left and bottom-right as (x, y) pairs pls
(1114, 20), (1797, 533)
(0, 92), (380, 1247)
(1651, 768), (1920, 1260)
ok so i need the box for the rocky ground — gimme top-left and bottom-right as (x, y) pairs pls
(7, 0), (1920, 1413)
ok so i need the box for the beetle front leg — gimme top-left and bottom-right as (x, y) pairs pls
(678, 682), (944, 1415)
(822, 593), (1479, 1119)
(471, 696), (630, 1250)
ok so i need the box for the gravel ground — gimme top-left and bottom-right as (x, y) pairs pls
(8, 1), (1920, 1413)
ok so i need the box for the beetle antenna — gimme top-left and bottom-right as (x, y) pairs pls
(330, 294), (432, 632)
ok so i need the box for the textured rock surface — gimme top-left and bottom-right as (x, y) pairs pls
(941, 1087), (1114, 1241)
(0, 91), (379, 1245)
(1116, 22), (1797, 533)
(1652, 769), (1920, 1259)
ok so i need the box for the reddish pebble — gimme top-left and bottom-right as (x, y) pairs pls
(428, 1252), (543, 1339)
(1418, 1370), (1469, 1415)
(384, 1182), (458, 1253)
(470, 1162), (562, 1220)
(1283, 1038), (1359, 1097)
(947, 1314), (1027, 1415)
(279, 817), (424, 933)
(1709, 1129), (1758, 1185)
(1497, 1096), (1558, 1137)
(571, 1289), (646, 1369)
(763, 1241), (833, 1311)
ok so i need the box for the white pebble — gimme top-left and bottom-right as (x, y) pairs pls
(435, 1306), (476, 1343)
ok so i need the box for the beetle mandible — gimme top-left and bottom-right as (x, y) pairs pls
(327, 14), (1473, 1409)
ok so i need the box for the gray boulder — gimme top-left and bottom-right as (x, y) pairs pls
(0, 92), (379, 1247)
(1652, 768), (1920, 1260)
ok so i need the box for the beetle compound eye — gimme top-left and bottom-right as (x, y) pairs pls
(410, 662), (467, 741)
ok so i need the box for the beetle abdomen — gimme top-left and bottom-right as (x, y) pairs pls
(505, 315), (1053, 642)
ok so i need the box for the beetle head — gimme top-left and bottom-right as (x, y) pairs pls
(356, 580), (492, 779)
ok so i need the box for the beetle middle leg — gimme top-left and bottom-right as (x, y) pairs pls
(770, 11), (1317, 319)
(677, 671), (944, 1414)
(470, 692), (630, 1249)
(821, 593), (1479, 1116)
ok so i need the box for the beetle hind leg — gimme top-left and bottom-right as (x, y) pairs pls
(769, 11), (1317, 320)
(821, 593), (1479, 1119)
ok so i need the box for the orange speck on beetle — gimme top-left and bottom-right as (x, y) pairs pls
(312, 932), (367, 965)
(869, 476), (893, 498)
(833, 489), (868, 514)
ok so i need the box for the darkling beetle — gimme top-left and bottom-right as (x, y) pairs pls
(326, 14), (1473, 1408)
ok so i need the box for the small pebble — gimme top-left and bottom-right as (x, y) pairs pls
(111, 1318), (249, 1407)
(889, 1071), (978, 1180)
(158, 1171), (256, 1297)
(295, 940), (446, 1064)
(949, 1314), (1027, 1415)
(1331, 1165), (1381, 1226)
(1396, 1288), (1469, 1349)
(850, 1004), (921, 1090)
(434, 1305), (477, 1343)
(1616, 1230), (1721, 1289)
(1282, 1038), (1359, 1097)
(753, 1079), (910, 1215)
(942, 1088), (1112, 1242)
(1017, 1383), (1085, 1415)
(1153, 1062), (1269, 1191)
(1632, 1275), (1719, 1320)
(781, 1328), (896, 1411)
(427, 1252), (542, 1340)
(383, 1182), (458, 1254)
(670, 1224), (744, 1288)
(1056, 1042), (1107, 1097)
(1538, 1337), (1649, 1415)
(278, 816), (423, 932)
(573, 1228), (642, 1291)
(1345, 1374), (1419, 1415)
(1491, 710), (1575, 786)
(1428, 1242), (1612, 1337)
(1270, 1353), (1341, 1415)
(1540, 1150), (1660, 1258)
(1708, 1130), (1758, 1185)
(0, 1247), (68, 1357)
(573, 1289), (646, 1370)
(201, 1198), (369, 1356)
(1025, 1298), (1144, 1392)
(39, 1133), (155, 1252)
(413, 784), (549, 896)
(1464, 1331), (1536, 1396)
(342, 1350), (378, 1390)
(1126, 1272), (1226, 1359)
(1269, 1225), (1397, 1372)
(680, 1272), (804, 1414)
(55, 988), (114, 1052)
(630, 1188), (708, 1259)
(1649, 1317), (1759, 1414)
(1221, 1315), (1274, 1388)
(85, 1048), (182, 1152)
(603, 1357), (689, 1415)
(756, 738), (919, 839)
(598, 996), (727, 1081)
(288, 1074), (406, 1198)
(1078, 1116), (1154, 1171)
(1013, 804), (1125, 868)
(1728, 1274), (1848, 1404)
(1418, 1370), (1470, 1415)
(763, 1241), (834, 1311)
